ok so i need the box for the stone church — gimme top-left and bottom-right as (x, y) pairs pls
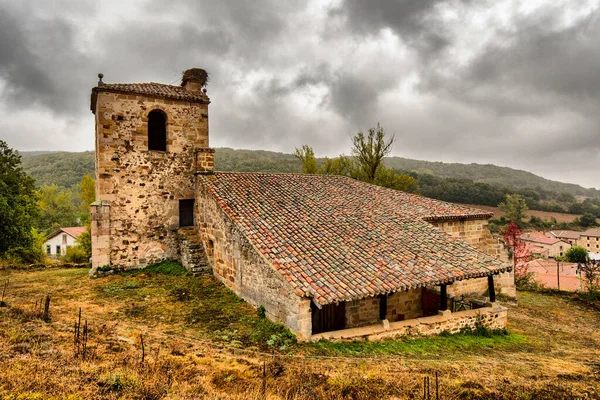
(90, 68), (514, 341)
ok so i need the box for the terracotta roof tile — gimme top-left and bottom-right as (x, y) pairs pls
(91, 82), (209, 111)
(198, 172), (509, 306)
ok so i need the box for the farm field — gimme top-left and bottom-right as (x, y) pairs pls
(0, 265), (599, 399)
(457, 203), (592, 224)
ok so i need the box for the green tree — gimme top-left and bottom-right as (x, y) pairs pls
(564, 246), (588, 263)
(352, 123), (395, 183)
(0, 140), (40, 255)
(373, 166), (419, 193)
(498, 194), (529, 224)
(294, 145), (318, 174)
(37, 184), (78, 232)
(76, 174), (96, 224)
(321, 155), (357, 177)
(579, 213), (598, 227)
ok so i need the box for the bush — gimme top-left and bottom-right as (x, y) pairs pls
(64, 245), (88, 263)
(257, 305), (266, 319)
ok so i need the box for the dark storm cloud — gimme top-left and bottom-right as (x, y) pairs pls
(466, 11), (600, 103)
(0, 2), (91, 115)
(0, 0), (598, 187)
(339, 0), (459, 57)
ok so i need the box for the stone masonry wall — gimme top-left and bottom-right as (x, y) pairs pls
(430, 218), (516, 298)
(196, 188), (312, 340)
(345, 288), (422, 328)
(312, 306), (508, 341)
(90, 201), (110, 269)
(92, 91), (209, 270)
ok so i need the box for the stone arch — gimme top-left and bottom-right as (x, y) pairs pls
(148, 109), (167, 151)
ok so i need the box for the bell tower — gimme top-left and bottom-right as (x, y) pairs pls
(89, 68), (214, 271)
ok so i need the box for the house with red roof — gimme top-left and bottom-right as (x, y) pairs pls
(44, 227), (87, 258)
(520, 233), (570, 259)
(89, 69), (514, 340)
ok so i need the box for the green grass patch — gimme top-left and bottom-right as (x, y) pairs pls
(132, 259), (190, 276)
(303, 331), (528, 358)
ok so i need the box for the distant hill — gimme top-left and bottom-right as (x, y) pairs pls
(19, 148), (599, 198)
(384, 157), (599, 198)
(20, 151), (95, 189)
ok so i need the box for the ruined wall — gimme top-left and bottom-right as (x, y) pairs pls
(345, 288), (422, 328)
(92, 91), (210, 270)
(196, 188), (312, 340)
(430, 218), (516, 298)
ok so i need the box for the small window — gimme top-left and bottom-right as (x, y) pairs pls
(62, 234), (67, 244)
(46, 245), (51, 255)
(207, 240), (214, 258)
(148, 110), (167, 151)
(56, 245), (61, 255)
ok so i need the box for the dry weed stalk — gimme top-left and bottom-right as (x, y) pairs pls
(0, 279), (8, 306)
(74, 308), (89, 359)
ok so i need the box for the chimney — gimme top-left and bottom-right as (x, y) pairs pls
(181, 68), (208, 92)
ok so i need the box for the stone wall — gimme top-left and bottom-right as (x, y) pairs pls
(345, 288), (422, 328)
(90, 201), (110, 270)
(311, 306), (508, 341)
(92, 90), (210, 269)
(430, 218), (516, 298)
(196, 187), (312, 340)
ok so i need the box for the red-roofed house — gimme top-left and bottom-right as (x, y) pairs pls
(89, 69), (514, 340)
(520, 233), (570, 258)
(44, 227), (87, 257)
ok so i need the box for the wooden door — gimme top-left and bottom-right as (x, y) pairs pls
(311, 301), (346, 334)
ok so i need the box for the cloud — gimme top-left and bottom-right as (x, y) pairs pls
(0, 0), (598, 188)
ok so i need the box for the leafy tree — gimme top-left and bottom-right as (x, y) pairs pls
(579, 213), (598, 227)
(373, 166), (419, 193)
(294, 145), (318, 174)
(321, 156), (357, 177)
(352, 123), (394, 183)
(0, 140), (40, 255)
(37, 184), (78, 232)
(76, 174), (96, 224)
(77, 226), (92, 261)
(498, 194), (528, 225)
(500, 221), (531, 287)
(565, 246), (588, 263)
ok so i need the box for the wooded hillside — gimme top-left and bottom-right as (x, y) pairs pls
(20, 147), (599, 198)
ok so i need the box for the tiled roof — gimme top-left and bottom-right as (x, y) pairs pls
(198, 172), (509, 306)
(547, 230), (581, 240)
(521, 235), (562, 245)
(46, 226), (87, 240)
(91, 82), (209, 111)
(583, 228), (600, 237)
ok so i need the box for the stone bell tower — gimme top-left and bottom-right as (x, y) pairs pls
(89, 68), (214, 272)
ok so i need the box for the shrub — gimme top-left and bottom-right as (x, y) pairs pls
(142, 259), (189, 276)
(257, 305), (266, 319)
(64, 245), (88, 263)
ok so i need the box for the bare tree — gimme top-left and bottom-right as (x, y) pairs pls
(351, 123), (395, 183)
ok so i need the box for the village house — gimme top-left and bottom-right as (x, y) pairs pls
(520, 232), (570, 259)
(44, 227), (87, 257)
(546, 230), (581, 246)
(90, 68), (514, 340)
(578, 228), (600, 252)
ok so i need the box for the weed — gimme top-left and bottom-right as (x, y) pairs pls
(257, 305), (266, 319)
(137, 259), (189, 276)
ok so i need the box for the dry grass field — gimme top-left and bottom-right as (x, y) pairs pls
(0, 264), (599, 399)
(457, 204), (589, 224)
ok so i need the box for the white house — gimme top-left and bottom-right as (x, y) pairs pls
(44, 227), (87, 257)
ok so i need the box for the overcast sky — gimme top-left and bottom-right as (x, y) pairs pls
(0, 0), (598, 188)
